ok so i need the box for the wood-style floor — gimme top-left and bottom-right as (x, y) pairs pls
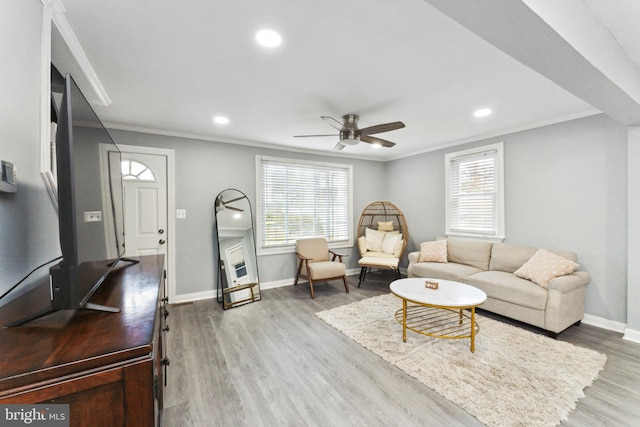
(162, 272), (640, 426)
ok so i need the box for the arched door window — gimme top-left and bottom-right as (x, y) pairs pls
(121, 159), (156, 182)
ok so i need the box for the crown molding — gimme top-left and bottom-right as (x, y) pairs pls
(41, 0), (111, 106)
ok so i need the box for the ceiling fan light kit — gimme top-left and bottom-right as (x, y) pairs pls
(295, 114), (405, 151)
(339, 129), (360, 145)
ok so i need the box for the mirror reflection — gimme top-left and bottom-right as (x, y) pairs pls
(214, 189), (261, 309)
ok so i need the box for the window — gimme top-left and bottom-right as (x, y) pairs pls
(121, 160), (156, 181)
(445, 142), (504, 240)
(256, 156), (353, 254)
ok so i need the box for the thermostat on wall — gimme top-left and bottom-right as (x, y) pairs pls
(0, 160), (17, 193)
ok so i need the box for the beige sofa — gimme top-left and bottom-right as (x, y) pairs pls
(407, 238), (590, 335)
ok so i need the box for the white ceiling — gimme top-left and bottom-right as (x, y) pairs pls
(52, 0), (639, 161)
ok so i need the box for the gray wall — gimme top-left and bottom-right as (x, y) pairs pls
(388, 114), (628, 323)
(0, 0), (632, 328)
(109, 129), (387, 296)
(0, 1), (60, 302)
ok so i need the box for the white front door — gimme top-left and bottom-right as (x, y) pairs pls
(117, 145), (176, 304)
(122, 152), (168, 258)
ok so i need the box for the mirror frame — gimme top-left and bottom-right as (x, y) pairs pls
(214, 189), (261, 309)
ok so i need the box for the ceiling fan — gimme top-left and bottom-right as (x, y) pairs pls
(215, 195), (245, 213)
(294, 114), (405, 151)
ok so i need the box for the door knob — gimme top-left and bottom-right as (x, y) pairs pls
(159, 239), (166, 245)
(159, 229), (165, 234)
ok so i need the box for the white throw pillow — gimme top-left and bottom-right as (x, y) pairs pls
(365, 228), (385, 252)
(381, 233), (402, 255)
(418, 240), (448, 263)
(358, 236), (367, 255)
(393, 238), (404, 258)
(514, 248), (579, 288)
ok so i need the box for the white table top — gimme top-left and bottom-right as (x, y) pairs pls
(390, 278), (487, 308)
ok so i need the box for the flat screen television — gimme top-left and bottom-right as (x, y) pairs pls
(6, 73), (134, 327)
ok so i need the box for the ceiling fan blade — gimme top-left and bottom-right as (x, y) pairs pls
(226, 206), (244, 212)
(361, 135), (396, 148)
(333, 142), (346, 151)
(294, 134), (339, 138)
(359, 121), (405, 136)
(224, 196), (246, 204)
(321, 116), (345, 131)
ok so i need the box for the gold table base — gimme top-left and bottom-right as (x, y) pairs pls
(394, 302), (480, 352)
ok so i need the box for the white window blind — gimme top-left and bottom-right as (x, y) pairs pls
(256, 156), (352, 253)
(445, 143), (504, 239)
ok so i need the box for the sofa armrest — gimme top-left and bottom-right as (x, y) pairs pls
(408, 251), (420, 263)
(547, 271), (590, 293)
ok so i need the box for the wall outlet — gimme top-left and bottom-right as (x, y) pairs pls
(176, 209), (186, 219)
(84, 211), (102, 222)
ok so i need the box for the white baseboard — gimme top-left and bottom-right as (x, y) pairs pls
(623, 328), (640, 344)
(582, 313), (626, 334)
(171, 289), (215, 304)
(261, 268), (362, 290)
(260, 278), (295, 290)
(169, 267), (402, 304)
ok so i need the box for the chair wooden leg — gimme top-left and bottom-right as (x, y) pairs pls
(294, 259), (304, 286)
(308, 277), (315, 299)
(343, 276), (349, 293)
(305, 262), (315, 299)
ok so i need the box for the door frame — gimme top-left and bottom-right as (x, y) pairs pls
(117, 144), (176, 304)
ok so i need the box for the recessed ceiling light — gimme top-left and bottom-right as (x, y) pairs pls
(473, 108), (493, 118)
(371, 142), (382, 149)
(255, 29), (282, 48)
(233, 213), (242, 219)
(213, 116), (230, 125)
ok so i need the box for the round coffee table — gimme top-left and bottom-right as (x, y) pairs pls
(389, 278), (487, 352)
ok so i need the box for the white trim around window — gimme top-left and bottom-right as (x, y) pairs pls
(255, 155), (354, 255)
(445, 142), (505, 241)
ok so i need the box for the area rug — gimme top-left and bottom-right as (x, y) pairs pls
(316, 293), (607, 427)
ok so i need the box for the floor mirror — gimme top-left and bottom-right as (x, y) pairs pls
(214, 189), (261, 309)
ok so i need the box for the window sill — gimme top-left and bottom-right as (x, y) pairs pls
(445, 232), (505, 243)
(257, 240), (354, 257)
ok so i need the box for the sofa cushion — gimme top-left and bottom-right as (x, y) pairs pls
(359, 256), (399, 269)
(411, 262), (483, 282)
(514, 249), (579, 288)
(447, 238), (493, 271)
(489, 243), (537, 273)
(464, 271), (548, 310)
(418, 240), (448, 263)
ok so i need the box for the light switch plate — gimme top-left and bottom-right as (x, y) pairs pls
(176, 209), (186, 219)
